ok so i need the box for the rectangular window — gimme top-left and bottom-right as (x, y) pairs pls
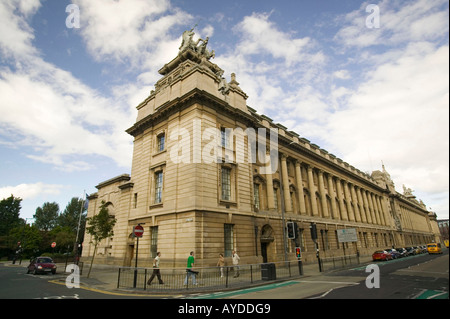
(253, 183), (260, 209)
(221, 167), (231, 201)
(155, 171), (163, 204)
(273, 188), (278, 210)
(157, 133), (165, 152)
(150, 226), (158, 258)
(224, 224), (234, 257)
(221, 127), (231, 148)
(134, 193), (138, 209)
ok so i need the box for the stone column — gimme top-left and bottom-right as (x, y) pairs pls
(265, 152), (275, 210)
(307, 165), (319, 216)
(362, 190), (372, 224)
(295, 161), (306, 215)
(350, 185), (361, 222)
(343, 181), (355, 221)
(375, 196), (386, 226)
(328, 175), (339, 220)
(280, 154), (292, 213)
(336, 178), (348, 220)
(318, 170), (329, 218)
(356, 187), (367, 223)
(367, 193), (377, 224)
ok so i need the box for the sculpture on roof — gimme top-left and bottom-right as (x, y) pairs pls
(403, 185), (415, 196)
(179, 27), (215, 60)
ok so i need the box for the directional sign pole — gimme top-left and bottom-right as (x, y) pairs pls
(132, 224), (144, 288)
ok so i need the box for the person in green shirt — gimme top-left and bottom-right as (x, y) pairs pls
(184, 251), (197, 285)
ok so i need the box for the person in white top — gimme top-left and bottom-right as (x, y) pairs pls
(232, 250), (240, 278)
(147, 252), (164, 284)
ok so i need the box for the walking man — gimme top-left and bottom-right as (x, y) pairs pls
(184, 251), (197, 285)
(217, 253), (225, 278)
(232, 250), (240, 278)
(147, 252), (164, 285)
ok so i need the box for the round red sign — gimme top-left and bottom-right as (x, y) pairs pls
(133, 225), (144, 237)
(51, 242), (56, 248)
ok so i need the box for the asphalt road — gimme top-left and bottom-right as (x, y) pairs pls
(0, 263), (152, 299)
(190, 249), (449, 299)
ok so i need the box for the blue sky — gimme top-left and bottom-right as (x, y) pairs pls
(0, 0), (448, 221)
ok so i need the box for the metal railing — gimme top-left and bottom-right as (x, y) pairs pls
(117, 260), (303, 292)
(319, 254), (360, 272)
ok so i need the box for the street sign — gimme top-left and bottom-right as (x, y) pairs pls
(133, 225), (144, 237)
(337, 228), (357, 243)
(51, 242), (56, 248)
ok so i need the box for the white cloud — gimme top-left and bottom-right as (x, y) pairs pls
(0, 0), (39, 59)
(333, 70), (351, 79)
(0, 183), (65, 201)
(0, 1), (135, 171)
(324, 43), (449, 206)
(233, 12), (319, 67)
(77, 0), (192, 70)
(334, 0), (449, 49)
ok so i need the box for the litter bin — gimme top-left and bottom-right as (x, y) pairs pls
(261, 263), (276, 280)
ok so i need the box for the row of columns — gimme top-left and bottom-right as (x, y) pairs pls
(262, 154), (389, 227)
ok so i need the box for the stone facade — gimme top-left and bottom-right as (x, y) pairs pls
(81, 32), (441, 268)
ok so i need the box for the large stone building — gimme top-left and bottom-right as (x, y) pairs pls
(82, 31), (441, 268)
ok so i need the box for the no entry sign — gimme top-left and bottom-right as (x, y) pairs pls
(51, 242), (56, 248)
(133, 225), (144, 237)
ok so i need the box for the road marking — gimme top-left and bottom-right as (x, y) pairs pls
(413, 289), (449, 299)
(188, 281), (300, 299)
(48, 279), (173, 298)
(307, 281), (361, 299)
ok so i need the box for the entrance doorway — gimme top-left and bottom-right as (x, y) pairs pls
(260, 224), (274, 263)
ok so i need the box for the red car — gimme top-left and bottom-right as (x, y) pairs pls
(372, 250), (392, 261)
(27, 256), (57, 275)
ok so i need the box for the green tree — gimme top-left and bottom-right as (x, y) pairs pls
(49, 226), (76, 253)
(58, 197), (87, 255)
(34, 202), (59, 231)
(58, 197), (86, 232)
(85, 201), (116, 277)
(9, 224), (42, 258)
(0, 195), (22, 236)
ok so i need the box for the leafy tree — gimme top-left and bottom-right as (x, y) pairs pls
(34, 202), (59, 231)
(48, 226), (76, 253)
(0, 195), (22, 236)
(85, 201), (116, 277)
(58, 197), (87, 255)
(9, 224), (41, 258)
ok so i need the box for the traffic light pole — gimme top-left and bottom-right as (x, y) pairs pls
(310, 222), (322, 272)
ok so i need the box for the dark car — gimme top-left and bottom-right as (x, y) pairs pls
(395, 247), (409, 258)
(27, 257), (57, 275)
(385, 249), (401, 259)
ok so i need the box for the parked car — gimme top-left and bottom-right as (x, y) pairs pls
(27, 256), (57, 275)
(372, 250), (392, 261)
(385, 249), (401, 259)
(413, 246), (422, 254)
(395, 247), (409, 258)
(426, 243), (442, 254)
(405, 247), (416, 255)
(419, 246), (427, 253)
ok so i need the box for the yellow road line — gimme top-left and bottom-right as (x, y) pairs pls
(48, 279), (173, 298)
